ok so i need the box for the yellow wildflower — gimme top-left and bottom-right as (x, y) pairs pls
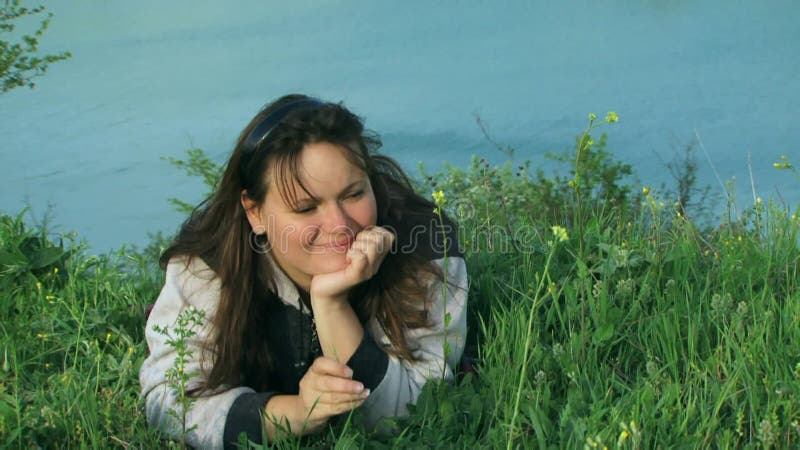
(588, 112), (597, 121)
(53, 267), (58, 274)
(642, 186), (650, 196)
(773, 155), (793, 169)
(605, 111), (619, 123)
(551, 225), (569, 242)
(432, 190), (446, 206)
(756, 197), (762, 205)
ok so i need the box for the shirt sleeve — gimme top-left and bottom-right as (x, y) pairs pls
(347, 256), (468, 427)
(138, 258), (273, 450)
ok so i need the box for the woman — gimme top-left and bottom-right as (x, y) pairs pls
(139, 94), (468, 449)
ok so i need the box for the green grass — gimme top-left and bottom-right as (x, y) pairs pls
(2, 118), (799, 448)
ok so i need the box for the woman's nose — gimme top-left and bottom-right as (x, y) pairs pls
(322, 202), (351, 232)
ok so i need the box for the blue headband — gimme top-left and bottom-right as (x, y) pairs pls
(243, 98), (324, 152)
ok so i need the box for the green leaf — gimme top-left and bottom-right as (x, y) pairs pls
(576, 259), (590, 280)
(592, 323), (614, 344)
(597, 243), (614, 254)
(444, 311), (452, 327)
(0, 248), (27, 267)
(607, 307), (623, 324)
(597, 258), (617, 278)
(438, 398), (455, 423)
(28, 246), (63, 269)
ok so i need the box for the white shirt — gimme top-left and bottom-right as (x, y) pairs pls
(139, 254), (468, 449)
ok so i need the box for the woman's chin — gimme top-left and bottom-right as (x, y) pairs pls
(314, 252), (349, 273)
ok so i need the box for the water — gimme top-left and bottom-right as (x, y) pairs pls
(1, 1), (798, 252)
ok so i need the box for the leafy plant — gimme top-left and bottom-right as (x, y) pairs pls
(0, 0), (71, 93)
(151, 306), (206, 450)
(0, 209), (70, 291)
(162, 148), (223, 215)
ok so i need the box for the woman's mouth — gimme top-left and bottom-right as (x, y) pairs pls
(320, 237), (352, 252)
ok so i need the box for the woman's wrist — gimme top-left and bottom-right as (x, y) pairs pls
(264, 394), (326, 436)
(309, 292), (349, 310)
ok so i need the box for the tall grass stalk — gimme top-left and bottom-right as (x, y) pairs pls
(432, 189), (451, 377)
(506, 236), (558, 449)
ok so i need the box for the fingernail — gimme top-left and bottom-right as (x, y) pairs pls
(345, 367), (354, 378)
(354, 383), (364, 393)
(362, 388), (371, 397)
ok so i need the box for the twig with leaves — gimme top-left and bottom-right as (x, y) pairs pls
(151, 306), (206, 450)
(0, 0), (71, 93)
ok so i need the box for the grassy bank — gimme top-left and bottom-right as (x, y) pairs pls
(2, 116), (799, 448)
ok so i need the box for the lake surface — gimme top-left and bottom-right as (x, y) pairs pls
(1, 1), (798, 252)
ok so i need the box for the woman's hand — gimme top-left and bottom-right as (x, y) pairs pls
(310, 226), (395, 301)
(307, 227), (393, 371)
(295, 356), (370, 431)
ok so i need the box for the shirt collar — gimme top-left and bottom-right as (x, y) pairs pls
(264, 252), (309, 314)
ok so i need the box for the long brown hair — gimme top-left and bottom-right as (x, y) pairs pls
(161, 94), (456, 392)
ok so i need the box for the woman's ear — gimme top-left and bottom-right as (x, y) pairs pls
(240, 190), (264, 234)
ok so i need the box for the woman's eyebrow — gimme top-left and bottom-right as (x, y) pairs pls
(339, 180), (365, 194)
(293, 180), (365, 205)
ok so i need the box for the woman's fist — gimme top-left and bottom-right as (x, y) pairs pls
(310, 226), (395, 300)
(295, 356), (370, 431)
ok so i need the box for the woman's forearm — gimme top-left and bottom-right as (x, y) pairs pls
(311, 296), (364, 363)
(263, 394), (324, 439)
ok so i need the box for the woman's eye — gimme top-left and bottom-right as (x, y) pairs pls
(294, 205), (316, 214)
(347, 190), (364, 199)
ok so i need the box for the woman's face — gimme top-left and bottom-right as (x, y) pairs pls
(244, 141), (378, 291)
